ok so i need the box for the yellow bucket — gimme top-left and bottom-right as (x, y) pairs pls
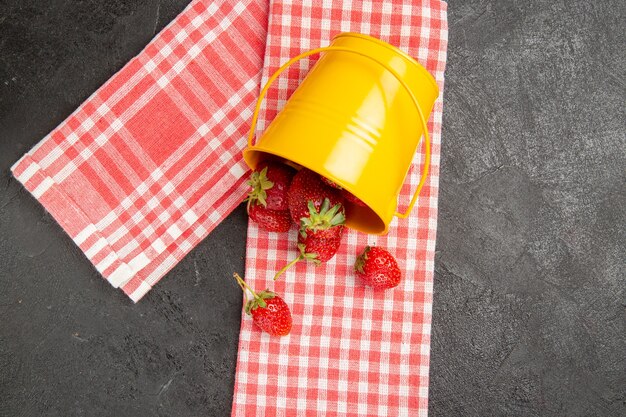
(243, 33), (439, 234)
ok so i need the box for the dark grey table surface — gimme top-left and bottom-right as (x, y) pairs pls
(1, 1), (624, 416)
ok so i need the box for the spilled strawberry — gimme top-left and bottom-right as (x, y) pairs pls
(320, 174), (368, 207)
(297, 231), (344, 262)
(246, 161), (295, 232)
(274, 198), (345, 280)
(233, 272), (292, 336)
(247, 161), (295, 210)
(248, 204), (292, 232)
(354, 246), (402, 290)
(287, 169), (344, 224)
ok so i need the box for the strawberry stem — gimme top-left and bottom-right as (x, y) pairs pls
(273, 255), (303, 281)
(233, 272), (260, 302)
(234, 274), (248, 305)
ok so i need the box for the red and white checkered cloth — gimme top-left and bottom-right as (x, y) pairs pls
(12, 0), (269, 301)
(234, 1), (447, 416)
(11, 0), (447, 415)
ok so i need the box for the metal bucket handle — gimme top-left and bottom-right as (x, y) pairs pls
(247, 46), (432, 219)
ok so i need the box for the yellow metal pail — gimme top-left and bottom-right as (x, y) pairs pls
(243, 33), (439, 234)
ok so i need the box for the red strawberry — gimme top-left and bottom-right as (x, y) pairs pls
(249, 293), (292, 336)
(354, 246), (402, 290)
(321, 176), (342, 189)
(298, 231), (344, 262)
(287, 169), (344, 224)
(248, 204), (292, 232)
(342, 189), (367, 207)
(299, 224), (344, 241)
(233, 273), (292, 336)
(247, 161), (295, 211)
(274, 198), (345, 280)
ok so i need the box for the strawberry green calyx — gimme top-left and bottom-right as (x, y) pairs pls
(299, 198), (345, 238)
(354, 245), (372, 274)
(233, 272), (275, 316)
(245, 167), (273, 210)
(298, 243), (321, 265)
(244, 290), (276, 315)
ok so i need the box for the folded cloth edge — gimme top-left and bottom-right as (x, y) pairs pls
(10, 0), (268, 302)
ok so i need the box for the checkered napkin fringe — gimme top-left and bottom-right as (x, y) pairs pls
(10, 0), (447, 415)
(233, 1), (447, 416)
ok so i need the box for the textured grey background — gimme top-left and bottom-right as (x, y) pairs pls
(0, 1), (624, 416)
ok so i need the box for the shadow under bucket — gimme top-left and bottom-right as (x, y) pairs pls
(243, 33), (439, 234)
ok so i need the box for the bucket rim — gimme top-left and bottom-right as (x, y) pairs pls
(331, 32), (440, 94)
